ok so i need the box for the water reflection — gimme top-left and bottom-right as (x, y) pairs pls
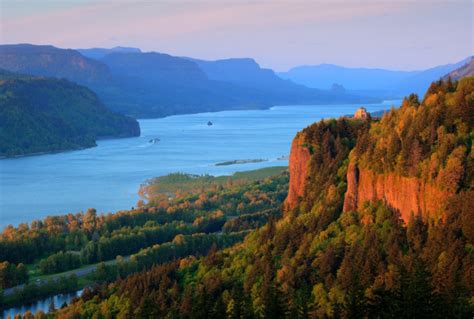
(2, 290), (83, 318)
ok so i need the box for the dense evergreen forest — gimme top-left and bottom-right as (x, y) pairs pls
(0, 69), (139, 157)
(1, 78), (472, 318)
(39, 77), (471, 319)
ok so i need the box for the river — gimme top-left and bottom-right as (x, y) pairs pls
(0, 101), (399, 229)
(2, 290), (82, 318)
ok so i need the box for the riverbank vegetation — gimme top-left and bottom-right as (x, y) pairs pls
(0, 167), (288, 311)
(139, 166), (286, 200)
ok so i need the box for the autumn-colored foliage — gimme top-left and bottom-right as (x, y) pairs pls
(6, 78), (474, 318)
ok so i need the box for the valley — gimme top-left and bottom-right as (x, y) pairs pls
(1, 77), (472, 318)
(1, 2), (473, 317)
(0, 100), (397, 228)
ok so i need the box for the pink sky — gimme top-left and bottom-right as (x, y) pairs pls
(1, 0), (472, 71)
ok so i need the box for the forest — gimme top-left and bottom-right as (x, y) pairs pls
(0, 69), (139, 157)
(0, 167), (288, 311)
(43, 77), (472, 319)
(1, 78), (472, 318)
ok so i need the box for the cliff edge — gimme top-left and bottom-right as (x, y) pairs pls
(342, 161), (451, 222)
(285, 133), (311, 210)
(285, 77), (473, 223)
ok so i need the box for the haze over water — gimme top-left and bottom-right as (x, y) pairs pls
(0, 101), (399, 228)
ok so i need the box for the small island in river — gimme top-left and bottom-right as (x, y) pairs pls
(149, 138), (160, 144)
(215, 159), (267, 166)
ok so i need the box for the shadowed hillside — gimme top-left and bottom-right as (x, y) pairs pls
(0, 70), (139, 157)
(0, 44), (377, 118)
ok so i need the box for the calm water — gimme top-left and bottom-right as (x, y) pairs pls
(2, 290), (83, 318)
(0, 101), (399, 229)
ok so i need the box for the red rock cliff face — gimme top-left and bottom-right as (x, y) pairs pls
(285, 129), (451, 222)
(285, 133), (311, 210)
(343, 161), (451, 223)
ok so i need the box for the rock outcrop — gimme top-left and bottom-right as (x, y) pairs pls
(286, 135), (452, 223)
(354, 107), (371, 120)
(285, 133), (311, 210)
(284, 86), (469, 224)
(342, 161), (451, 223)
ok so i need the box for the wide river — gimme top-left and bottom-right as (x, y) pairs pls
(0, 101), (399, 229)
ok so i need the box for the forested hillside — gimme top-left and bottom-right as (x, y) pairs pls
(342, 78), (473, 222)
(39, 78), (473, 318)
(0, 168), (288, 312)
(0, 70), (139, 157)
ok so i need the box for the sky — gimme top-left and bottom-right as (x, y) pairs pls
(0, 0), (472, 71)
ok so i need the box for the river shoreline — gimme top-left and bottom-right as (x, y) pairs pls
(0, 135), (142, 160)
(2, 290), (84, 318)
(0, 99), (389, 160)
(0, 100), (400, 229)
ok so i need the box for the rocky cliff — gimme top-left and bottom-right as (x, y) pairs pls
(285, 133), (311, 210)
(286, 130), (453, 223)
(342, 161), (451, 223)
(285, 73), (473, 223)
(285, 125), (457, 223)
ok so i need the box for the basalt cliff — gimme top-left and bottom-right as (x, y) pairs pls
(285, 134), (451, 223)
(285, 133), (311, 209)
(342, 161), (451, 223)
(286, 77), (473, 224)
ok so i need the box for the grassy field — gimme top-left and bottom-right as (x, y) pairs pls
(140, 166), (288, 198)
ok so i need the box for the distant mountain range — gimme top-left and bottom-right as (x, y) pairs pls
(443, 57), (474, 80)
(188, 57), (303, 92)
(278, 57), (472, 98)
(0, 44), (373, 118)
(1, 43), (470, 121)
(0, 69), (139, 157)
(1, 43), (470, 158)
